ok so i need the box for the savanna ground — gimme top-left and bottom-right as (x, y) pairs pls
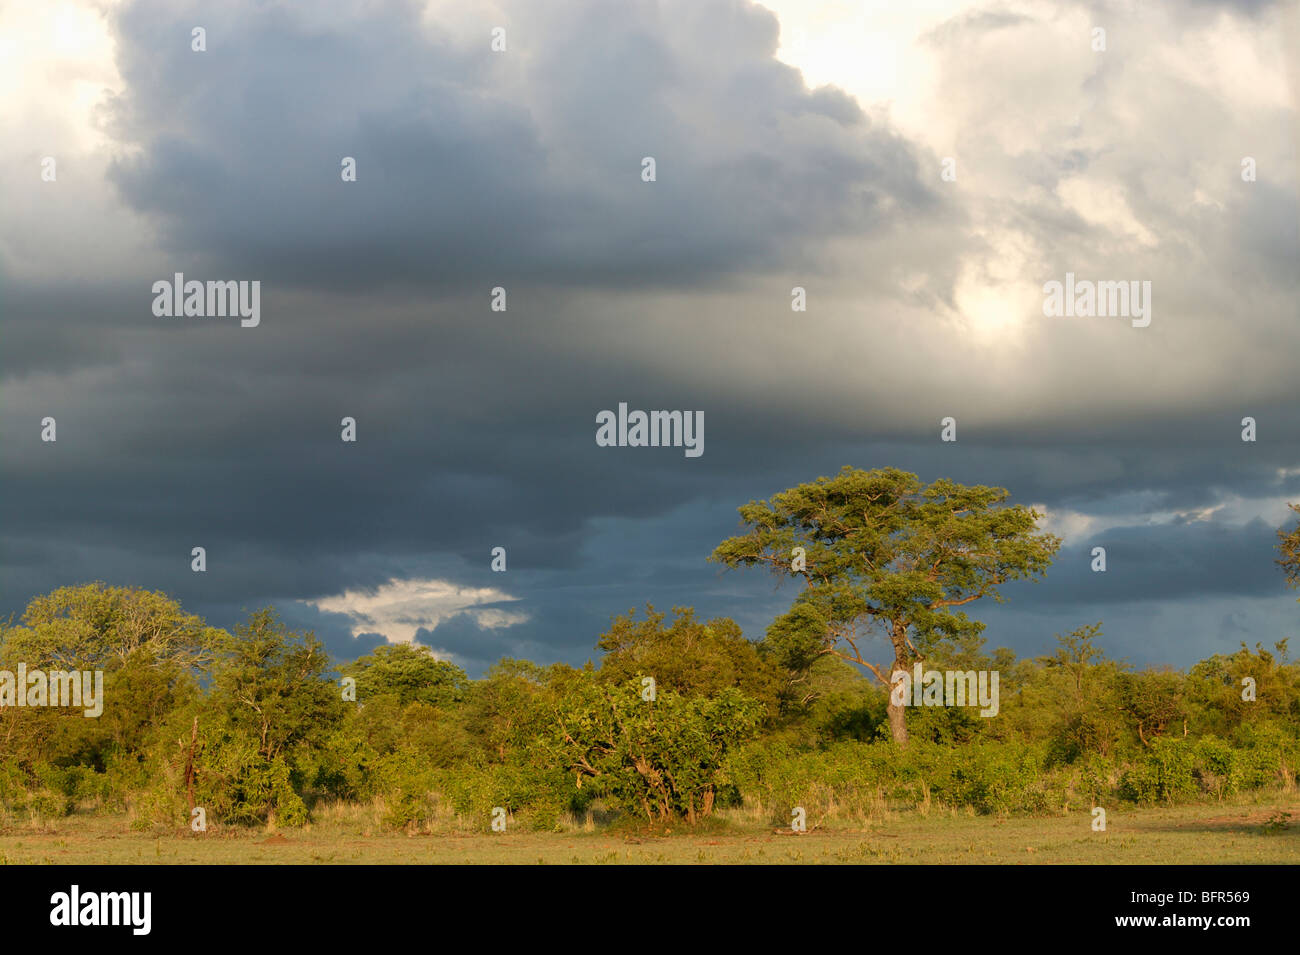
(2, 796), (1296, 865)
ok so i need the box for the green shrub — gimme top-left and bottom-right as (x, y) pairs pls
(1192, 735), (1241, 798)
(1119, 738), (1197, 804)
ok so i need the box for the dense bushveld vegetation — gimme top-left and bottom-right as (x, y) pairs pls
(2, 477), (1297, 832)
(2, 588), (1296, 832)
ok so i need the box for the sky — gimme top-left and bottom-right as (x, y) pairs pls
(2, 0), (1298, 676)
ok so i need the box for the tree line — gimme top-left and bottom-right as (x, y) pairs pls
(2, 468), (1297, 830)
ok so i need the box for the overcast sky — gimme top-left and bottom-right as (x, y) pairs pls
(2, 0), (1298, 675)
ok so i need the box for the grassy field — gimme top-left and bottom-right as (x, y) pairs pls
(1, 798), (1296, 864)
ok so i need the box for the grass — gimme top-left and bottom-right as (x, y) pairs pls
(1, 797), (1297, 864)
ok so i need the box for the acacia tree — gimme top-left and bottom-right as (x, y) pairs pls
(711, 467), (1060, 745)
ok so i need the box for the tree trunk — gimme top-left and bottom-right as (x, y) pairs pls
(887, 622), (911, 747)
(887, 691), (909, 747)
(184, 716), (198, 810)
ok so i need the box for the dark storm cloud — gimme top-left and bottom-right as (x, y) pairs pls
(1, 0), (1296, 673)
(973, 592), (1299, 670)
(102, 0), (936, 291)
(415, 606), (599, 676)
(1022, 518), (1291, 604)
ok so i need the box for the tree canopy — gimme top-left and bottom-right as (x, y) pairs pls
(711, 466), (1061, 744)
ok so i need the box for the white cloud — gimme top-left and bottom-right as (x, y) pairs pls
(1033, 492), (1297, 545)
(307, 577), (528, 645)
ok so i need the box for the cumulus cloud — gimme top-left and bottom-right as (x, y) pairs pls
(307, 577), (527, 645)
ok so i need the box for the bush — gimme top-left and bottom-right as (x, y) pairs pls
(1192, 735), (1241, 798)
(1119, 738), (1198, 804)
(944, 744), (1048, 814)
(193, 736), (309, 826)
